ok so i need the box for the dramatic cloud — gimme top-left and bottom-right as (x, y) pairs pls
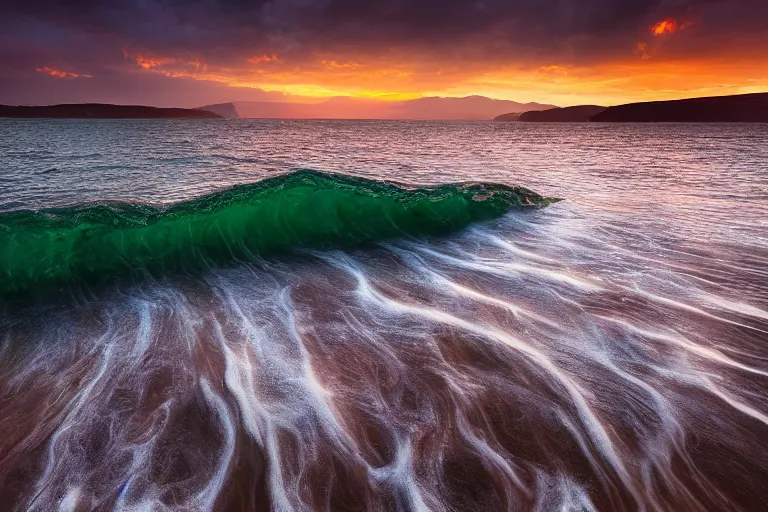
(1, 0), (767, 106)
(650, 18), (694, 36)
(651, 18), (679, 35)
(36, 66), (92, 79)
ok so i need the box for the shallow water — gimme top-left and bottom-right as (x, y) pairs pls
(0, 119), (767, 511)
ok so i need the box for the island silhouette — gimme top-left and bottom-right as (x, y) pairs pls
(496, 93), (768, 122)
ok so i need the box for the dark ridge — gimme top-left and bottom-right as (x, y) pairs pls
(195, 102), (239, 118)
(519, 105), (607, 122)
(0, 103), (222, 119)
(590, 93), (768, 122)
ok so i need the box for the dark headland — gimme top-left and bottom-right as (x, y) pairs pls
(495, 93), (768, 123)
(0, 103), (223, 119)
(592, 93), (768, 122)
(517, 105), (607, 122)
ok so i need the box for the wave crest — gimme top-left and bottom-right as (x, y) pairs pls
(0, 169), (557, 300)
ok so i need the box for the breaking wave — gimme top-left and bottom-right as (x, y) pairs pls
(0, 169), (555, 301)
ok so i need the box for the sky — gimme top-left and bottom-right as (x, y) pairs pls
(1, 0), (767, 108)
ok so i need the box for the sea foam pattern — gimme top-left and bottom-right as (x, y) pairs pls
(1, 215), (767, 511)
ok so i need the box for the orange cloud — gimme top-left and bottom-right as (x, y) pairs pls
(36, 66), (91, 79)
(136, 55), (171, 69)
(122, 48), (173, 69)
(247, 54), (278, 65)
(321, 59), (360, 69)
(651, 18), (694, 36)
(651, 18), (678, 36)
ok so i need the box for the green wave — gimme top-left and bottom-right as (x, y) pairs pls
(0, 170), (558, 300)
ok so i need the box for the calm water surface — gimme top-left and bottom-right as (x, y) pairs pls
(0, 119), (767, 511)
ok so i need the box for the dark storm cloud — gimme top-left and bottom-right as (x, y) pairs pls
(3, 0), (766, 58)
(1, 0), (767, 105)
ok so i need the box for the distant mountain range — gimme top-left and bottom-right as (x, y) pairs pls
(231, 96), (556, 120)
(496, 93), (768, 123)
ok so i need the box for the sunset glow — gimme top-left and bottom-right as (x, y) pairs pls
(103, 47), (768, 107)
(2, 1), (766, 109)
(1, 1), (768, 510)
